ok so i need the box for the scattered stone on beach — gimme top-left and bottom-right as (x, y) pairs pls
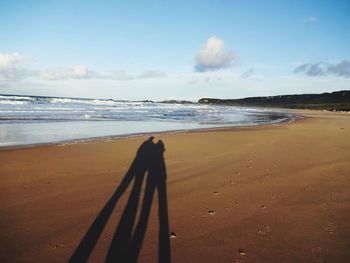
(212, 191), (219, 197)
(208, 209), (216, 215)
(261, 204), (267, 209)
(170, 232), (177, 239)
(238, 249), (247, 256)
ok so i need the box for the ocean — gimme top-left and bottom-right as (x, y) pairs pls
(0, 94), (295, 147)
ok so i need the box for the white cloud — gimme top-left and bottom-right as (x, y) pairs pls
(0, 52), (22, 68)
(41, 67), (167, 81)
(41, 65), (98, 80)
(138, 70), (166, 79)
(195, 37), (235, 72)
(0, 52), (34, 80)
(71, 65), (94, 78)
(108, 69), (166, 80)
(0, 52), (166, 82)
(2, 53), (350, 101)
(2, 69), (350, 101)
(108, 70), (134, 80)
(294, 60), (350, 78)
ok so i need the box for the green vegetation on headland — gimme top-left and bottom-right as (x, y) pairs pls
(198, 90), (350, 112)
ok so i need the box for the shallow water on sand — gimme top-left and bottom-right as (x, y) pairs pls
(0, 94), (295, 146)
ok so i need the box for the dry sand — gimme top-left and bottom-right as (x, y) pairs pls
(0, 110), (349, 263)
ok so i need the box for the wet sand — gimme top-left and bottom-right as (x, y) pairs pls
(0, 110), (349, 262)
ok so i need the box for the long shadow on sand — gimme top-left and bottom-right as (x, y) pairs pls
(68, 137), (171, 263)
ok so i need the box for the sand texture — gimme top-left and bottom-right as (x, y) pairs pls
(0, 110), (350, 262)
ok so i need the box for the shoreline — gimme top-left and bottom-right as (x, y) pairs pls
(0, 110), (301, 151)
(1, 109), (349, 263)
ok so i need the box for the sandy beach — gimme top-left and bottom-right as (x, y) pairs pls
(0, 110), (349, 263)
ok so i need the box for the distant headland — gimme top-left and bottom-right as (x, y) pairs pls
(198, 90), (350, 111)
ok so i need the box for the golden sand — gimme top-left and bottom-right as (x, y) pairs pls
(0, 110), (349, 262)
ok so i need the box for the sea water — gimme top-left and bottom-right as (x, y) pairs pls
(0, 94), (295, 147)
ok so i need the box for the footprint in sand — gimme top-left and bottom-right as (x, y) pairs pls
(311, 247), (326, 263)
(169, 232), (177, 239)
(257, 225), (271, 236)
(324, 223), (336, 235)
(208, 209), (216, 215)
(51, 242), (65, 249)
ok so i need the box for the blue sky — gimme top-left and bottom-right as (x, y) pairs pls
(0, 0), (349, 100)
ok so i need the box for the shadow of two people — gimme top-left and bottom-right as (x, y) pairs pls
(69, 137), (171, 263)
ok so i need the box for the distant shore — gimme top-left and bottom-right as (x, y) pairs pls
(0, 110), (349, 263)
(198, 90), (350, 112)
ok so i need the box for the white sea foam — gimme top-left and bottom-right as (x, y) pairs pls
(0, 100), (27, 105)
(0, 94), (296, 146)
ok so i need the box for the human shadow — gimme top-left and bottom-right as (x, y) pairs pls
(68, 137), (171, 263)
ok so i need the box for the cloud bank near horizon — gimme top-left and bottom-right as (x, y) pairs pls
(0, 52), (34, 80)
(194, 37), (235, 72)
(0, 53), (166, 81)
(294, 60), (350, 78)
(1, 52), (350, 101)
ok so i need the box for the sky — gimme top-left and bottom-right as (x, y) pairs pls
(0, 0), (349, 101)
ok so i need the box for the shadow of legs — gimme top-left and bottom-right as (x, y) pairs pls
(68, 163), (137, 263)
(105, 173), (146, 263)
(128, 178), (156, 262)
(127, 141), (171, 263)
(157, 177), (171, 263)
(68, 138), (171, 263)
